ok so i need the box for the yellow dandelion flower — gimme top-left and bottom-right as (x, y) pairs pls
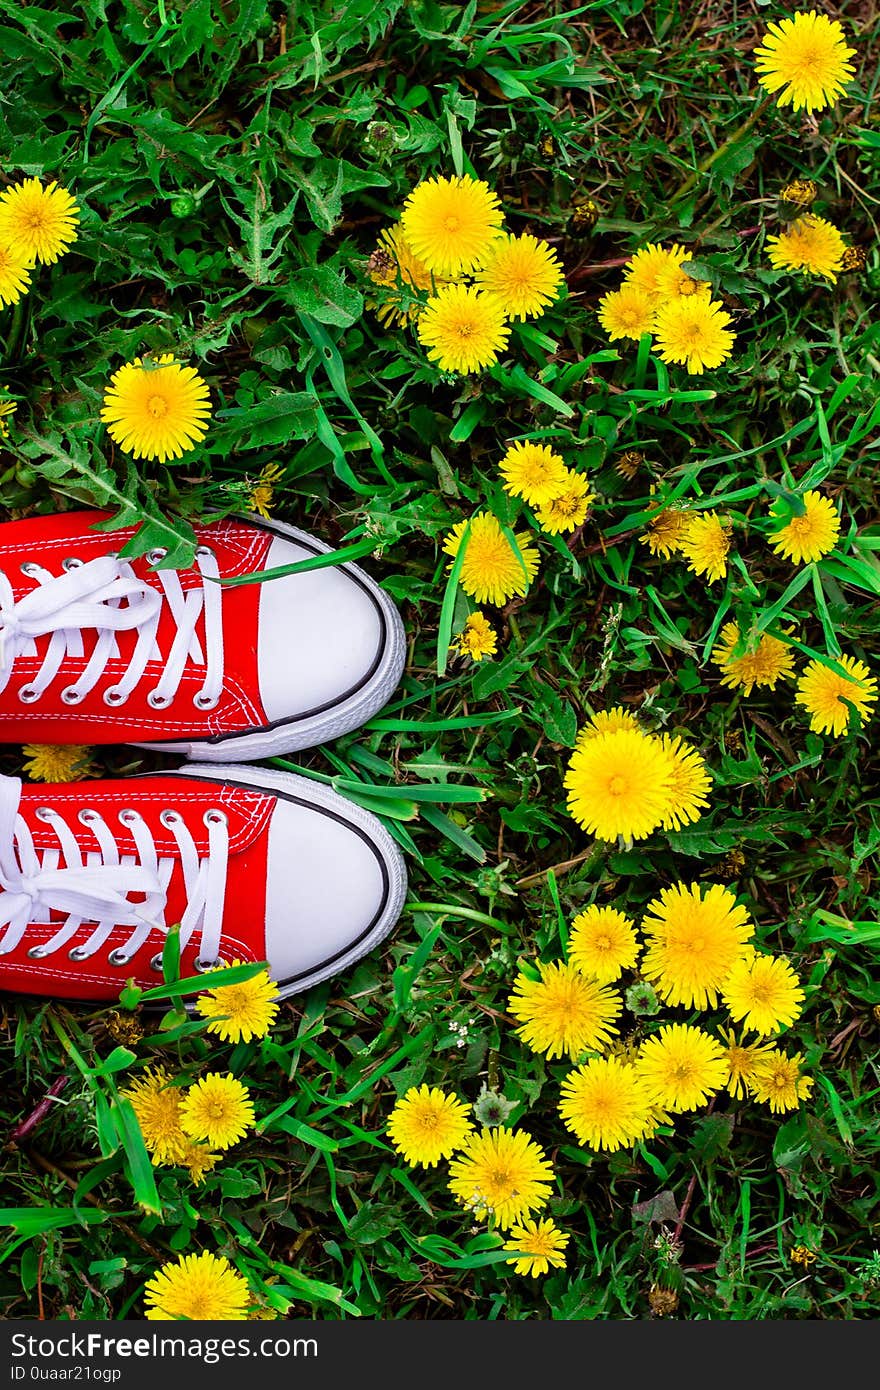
(21, 744), (95, 784)
(790, 1245), (818, 1268)
(780, 179), (818, 209)
(0, 241), (33, 309)
(749, 1049), (813, 1113)
(795, 654), (877, 736)
(100, 353), (211, 463)
(180, 1073), (255, 1151)
(641, 506), (692, 558)
(0, 395), (16, 438)
(498, 439), (569, 506)
(717, 1026), (777, 1100)
(416, 283), (510, 374)
(597, 283), (654, 341)
(652, 259), (711, 305)
(474, 232), (564, 320)
(574, 707), (642, 749)
(657, 734), (712, 832)
(722, 953), (806, 1037)
(367, 222), (446, 326)
(839, 245), (867, 274)
(754, 11), (856, 113)
(711, 622), (797, 696)
(623, 243), (688, 300)
(196, 961), (280, 1044)
(120, 1068), (189, 1166)
(535, 469), (595, 535)
(567, 905), (641, 984)
(640, 881), (754, 1010)
(559, 1055), (656, 1152)
(653, 296), (736, 374)
(679, 511), (731, 582)
(245, 463), (283, 520)
(503, 1218), (569, 1277)
(400, 174), (504, 277)
(768, 490), (840, 564)
(766, 215), (845, 282)
(442, 512), (539, 606)
(387, 1084), (473, 1168)
(143, 1250), (250, 1321)
(508, 960), (621, 1060)
(447, 1127), (554, 1229)
(0, 178), (79, 265)
(563, 728), (674, 843)
(454, 611), (498, 663)
(635, 1023), (728, 1113)
(179, 1141), (221, 1186)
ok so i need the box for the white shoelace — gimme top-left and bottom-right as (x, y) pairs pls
(0, 775), (229, 969)
(0, 547), (224, 710)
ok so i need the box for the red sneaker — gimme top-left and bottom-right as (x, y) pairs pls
(0, 766), (406, 1002)
(0, 510), (405, 760)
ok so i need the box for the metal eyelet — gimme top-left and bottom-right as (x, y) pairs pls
(103, 687), (128, 706)
(147, 690), (172, 709)
(118, 809), (139, 827)
(195, 544), (214, 559)
(34, 807), (53, 821)
(20, 562), (39, 577)
(194, 957), (220, 973)
(160, 810), (182, 828)
(149, 953), (163, 973)
(69, 946), (89, 961)
(108, 948), (130, 967)
(18, 685), (40, 704)
(193, 691), (219, 710)
(203, 809), (227, 828)
(146, 547), (168, 565)
(61, 557), (83, 572)
(61, 686), (84, 705)
(78, 809), (98, 826)
(27, 946), (47, 959)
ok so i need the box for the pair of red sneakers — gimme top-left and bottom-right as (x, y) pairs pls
(0, 511), (408, 1003)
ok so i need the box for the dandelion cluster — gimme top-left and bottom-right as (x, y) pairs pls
(598, 240), (735, 375)
(120, 1068), (256, 1183)
(0, 177), (79, 311)
(563, 711), (711, 844)
(367, 172), (564, 374)
(503, 878), (812, 1159)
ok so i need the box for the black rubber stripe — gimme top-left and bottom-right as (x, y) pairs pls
(199, 515), (389, 745)
(203, 772), (392, 989)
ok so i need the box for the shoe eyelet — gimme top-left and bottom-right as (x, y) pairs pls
(195, 544), (214, 559)
(27, 946), (47, 959)
(61, 557), (83, 572)
(193, 691), (219, 710)
(147, 690), (172, 709)
(103, 687), (128, 706)
(203, 809), (227, 828)
(20, 562), (39, 577)
(18, 685), (40, 704)
(149, 953), (163, 973)
(194, 957), (221, 973)
(146, 547), (168, 565)
(118, 809), (139, 827)
(34, 807), (53, 822)
(61, 686), (84, 705)
(108, 948), (130, 967)
(160, 810), (182, 829)
(69, 946), (89, 961)
(78, 809), (98, 826)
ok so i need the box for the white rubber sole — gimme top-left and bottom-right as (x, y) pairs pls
(170, 762), (408, 999)
(136, 519), (407, 763)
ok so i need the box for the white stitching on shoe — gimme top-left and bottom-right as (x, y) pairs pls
(0, 551), (224, 708)
(0, 776), (229, 966)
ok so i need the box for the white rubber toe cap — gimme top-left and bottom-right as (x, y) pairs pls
(257, 534), (386, 722)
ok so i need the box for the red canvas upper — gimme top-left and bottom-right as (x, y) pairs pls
(0, 773), (272, 1000)
(0, 510), (271, 744)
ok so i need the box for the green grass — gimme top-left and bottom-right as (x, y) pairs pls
(1, 0), (879, 1320)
